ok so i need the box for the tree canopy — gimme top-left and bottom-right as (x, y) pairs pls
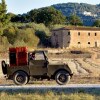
(11, 7), (66, 26)
(68, 14), (83, 26)
(0, 0), (9, 26)
(93, 19), (100, 27)
(0, 0), (10, 35)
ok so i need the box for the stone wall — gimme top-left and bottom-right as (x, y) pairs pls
(51, 30), (71, 48)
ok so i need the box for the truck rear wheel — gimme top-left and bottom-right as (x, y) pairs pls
(13, 71), (29, 85)
(55, 70), (70, 85)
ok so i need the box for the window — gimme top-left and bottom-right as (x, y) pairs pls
(35, 52), (45, 60)
(78, 32), (80, 36)
(68, 41), (70, 44)
(88, 33), (90, 36)
(95, 33), (97, 36)
(68, 32), (70, 35)
(10, 52), (16, 65)
(29, 52), (35, 60)
(78, 42), (81, 44)
(88, 42), (90, 44)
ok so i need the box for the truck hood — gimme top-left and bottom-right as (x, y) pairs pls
(48, 58), (74, 74)
(48, 59), (67, 65)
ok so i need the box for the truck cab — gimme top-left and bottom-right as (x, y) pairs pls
(1, 47), (73, 85)
(28, 50), (48, 76)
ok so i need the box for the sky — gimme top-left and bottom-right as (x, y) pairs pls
(1, 0), (100, 14)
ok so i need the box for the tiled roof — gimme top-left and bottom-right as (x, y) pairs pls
(52, 26), (100, 31)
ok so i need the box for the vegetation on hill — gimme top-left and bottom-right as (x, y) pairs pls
(10, 7), (83, 26)
(53, 3), (100, 26)
(93, 19), (100, 27)
(10, 7), (66, 27)
(9, 3), (100, 26)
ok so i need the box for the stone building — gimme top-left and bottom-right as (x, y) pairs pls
(51, 27), (100, 48)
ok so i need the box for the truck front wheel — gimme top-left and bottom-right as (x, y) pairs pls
(55, 70), (70, 85)
(13, 71), (29, 85)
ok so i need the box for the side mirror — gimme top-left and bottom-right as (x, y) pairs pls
(1, 60), (7, 74)
(46, 61), (49, 65)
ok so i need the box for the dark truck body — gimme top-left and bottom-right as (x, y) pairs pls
(1, 47), (73, 85)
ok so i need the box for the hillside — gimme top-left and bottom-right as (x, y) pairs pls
(52, 3), (100, 26)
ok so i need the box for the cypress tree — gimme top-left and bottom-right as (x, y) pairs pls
(0, 0), (9, 25)
(0, 0), (9, 35)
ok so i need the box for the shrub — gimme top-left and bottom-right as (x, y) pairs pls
(15, 28), (39, 47)
(0, 36), (9, 52)
(28, 23), (50, 36)
(3, 26), (17, 44)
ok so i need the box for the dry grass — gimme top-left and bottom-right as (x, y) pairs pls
(76, 58), (100, 77)
(0, 91), (99, 100)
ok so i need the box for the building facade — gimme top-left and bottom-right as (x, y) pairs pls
(51, 27), (100, 48)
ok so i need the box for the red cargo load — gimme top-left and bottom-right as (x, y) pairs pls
(16, 47), (27, 52)
(9, 47), (28, 66)
(17, 51), (27, 66)
(9, 47), (16, 52)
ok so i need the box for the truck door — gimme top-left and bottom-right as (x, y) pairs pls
(29, 51), (47, 75)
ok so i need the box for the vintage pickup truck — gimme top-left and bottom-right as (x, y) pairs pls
(1, 47), (73, 85)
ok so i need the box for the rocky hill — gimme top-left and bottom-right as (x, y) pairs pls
(52, 3), (100, 26)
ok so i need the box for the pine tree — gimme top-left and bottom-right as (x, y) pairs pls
(69, 14), (83, 26)
(0, 0), (9, 27)
(0, 0), (9, 35)
(93, 20), (100, 27)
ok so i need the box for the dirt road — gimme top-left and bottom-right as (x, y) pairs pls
(0, 84), (100, 93)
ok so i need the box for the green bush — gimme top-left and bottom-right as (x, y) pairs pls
(3, 26), (17, 44)
(50, 24), (66, 30)
(28, 23), (50, 36)
(13, 40), (26, 47)
(0, 36), (9, 52)
(14, 28), (39, 47)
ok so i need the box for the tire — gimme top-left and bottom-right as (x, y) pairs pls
(13, 71), (29, 85)
(55, 70), (70, 85)
(1, 60), (7, 75)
